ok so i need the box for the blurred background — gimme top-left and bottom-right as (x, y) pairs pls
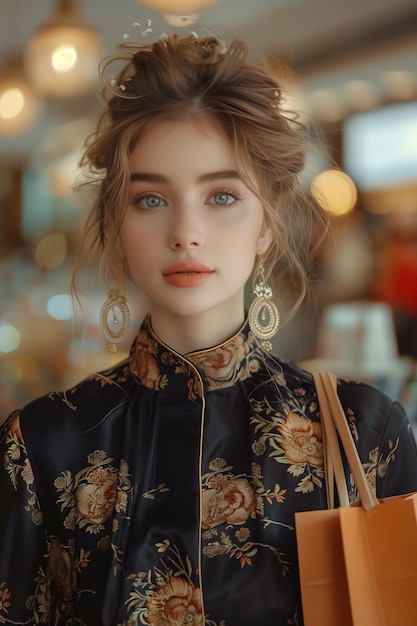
(1, 0), (417, 426)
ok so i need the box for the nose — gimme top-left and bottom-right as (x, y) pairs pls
(168, 205), (205, 250)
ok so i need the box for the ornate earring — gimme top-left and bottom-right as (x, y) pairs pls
(248, 259), (280, 352)
(100, 262), (131, 353)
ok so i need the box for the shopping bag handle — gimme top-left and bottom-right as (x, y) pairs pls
(314, 371), (349, 509)
(313, 370), (379, 514)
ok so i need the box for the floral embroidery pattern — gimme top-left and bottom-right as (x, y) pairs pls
(130, 323), (264, 399)
(146, 576), (202, 626)
(201, 458), (291, 574)
(142, 483), (170, 500)
(3, 412), (43, 526)
(250, 395), (325, 494)
(124, 542), (222, 626)
(28, 535), (92, 624)
(160, 350), (202, 400)
(189, 332), (260, 391)
(129, 325), (204, 400)
(89, 364), (131, 388)
(1, 317), (411, 625)
(54, 450), (133, 534)
(202, 474), (256, 528)
(0, 582), (11, 624)
(348, 436), (399, 501)
(131, 330), (168, 391)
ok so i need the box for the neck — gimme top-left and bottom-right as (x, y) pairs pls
(148, 308), (246, 354)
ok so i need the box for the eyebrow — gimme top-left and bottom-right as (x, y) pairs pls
(130, 170), (241, 184)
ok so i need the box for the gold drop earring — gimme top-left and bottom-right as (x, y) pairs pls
(100, 260), (131, 353)
(248, 257), (280, 352)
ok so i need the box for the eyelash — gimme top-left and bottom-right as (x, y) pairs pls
(130, 188), (243, 209)
(131, 192), (166, 209)
(207, 189), (243, 205)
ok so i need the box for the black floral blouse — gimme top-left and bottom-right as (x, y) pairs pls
(1, 316), (417, 625)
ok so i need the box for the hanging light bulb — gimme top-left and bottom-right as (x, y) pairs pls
(24, 0), (102, 98)
(136, 0), (219, 14)
(0, 56), (40, 136)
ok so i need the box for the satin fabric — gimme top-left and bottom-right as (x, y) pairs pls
(1, 316), (417, 625)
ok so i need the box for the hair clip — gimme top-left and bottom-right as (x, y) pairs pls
(202, 27), (227, 54)
(122, 19), (152, 41)
(142, 19), (153, 37)
(119, 20), (228, 55)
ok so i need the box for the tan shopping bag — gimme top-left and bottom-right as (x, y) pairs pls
(295, 370), (417, 626)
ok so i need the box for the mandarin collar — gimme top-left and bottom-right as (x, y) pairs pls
(129, 316), (264, 397)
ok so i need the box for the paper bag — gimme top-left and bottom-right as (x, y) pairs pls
(296, 493), (417, 626)
(295, 370), (417, 626)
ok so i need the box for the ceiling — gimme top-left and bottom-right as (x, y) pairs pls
(1, 0), (416, 163)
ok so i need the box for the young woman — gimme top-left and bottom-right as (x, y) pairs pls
(1, 33), (416, 626)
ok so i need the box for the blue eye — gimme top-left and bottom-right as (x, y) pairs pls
(208, 192), (236, 206)
(136, 195), (166, 209)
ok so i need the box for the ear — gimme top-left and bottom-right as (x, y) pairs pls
(256, 225), (272, 255)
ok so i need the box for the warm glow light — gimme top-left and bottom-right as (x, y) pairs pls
(137, 0), (219, 13)
(381, 71), (417, 100)
(312, 169), (357, 216)
(25, 24), (101, 97)
(0, 87), (24, 119)
(342, 80), (379, 110)
(0, 74), (40, 135)
(0, 322), (21, 353)
(308, 89), (346, 124)
(52, 45), (77, 72)
(164, 14), (200, 26)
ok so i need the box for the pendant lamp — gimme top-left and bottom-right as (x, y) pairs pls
(24, 0), (102, 98)
(136, 0), (219, 14)
(0, 56), (40, 136)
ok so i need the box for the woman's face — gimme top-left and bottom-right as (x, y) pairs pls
(119, 117), (270, 337)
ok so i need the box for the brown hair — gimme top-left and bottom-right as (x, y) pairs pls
(74, 33), (329, 316)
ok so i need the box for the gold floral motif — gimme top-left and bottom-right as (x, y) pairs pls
(348, 437), (399, 502)
(278, 413), (323, 468)
(201, 476), (256, 528)
(48, 537), (77, 602)
(34, 536), (95, 625)
(3, 413), (43, 526)
(54, 451), (133, 534)
(142, 483), (170, 500)
(189, 332), (260, 390)
(129, 321), (262, 397)
(250, 395), (325, 494)
(75, 470), (118, 526)
(0, 581), (11, 623)
(201, 459), (291, 574)
(161, 350), (202, 400)
(89, 364), (131, 388)
(146, 576), (203, 626)
(131, 330), (168, 390)
(125, 542), (223, 625)
(28, 536), (93, 623)
(8, 412), (23, 444)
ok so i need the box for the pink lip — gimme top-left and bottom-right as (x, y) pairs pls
(162, 261), (214, 288)
(163, 261), (213, 275)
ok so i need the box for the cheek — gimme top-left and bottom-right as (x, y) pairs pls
(119, 236), (149, 285)
(237, 219), (267, 254)
(120, 221), (150, 258)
